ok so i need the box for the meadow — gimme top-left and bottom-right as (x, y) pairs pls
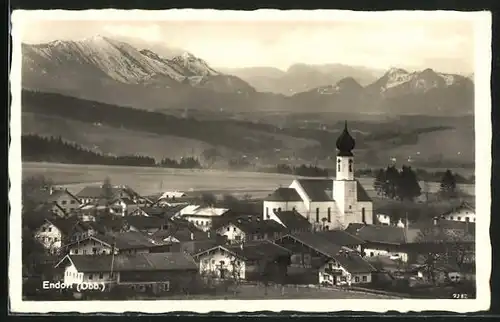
(22, 162), (475, 199)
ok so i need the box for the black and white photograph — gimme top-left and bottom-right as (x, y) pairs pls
(9, 9), (491, 313)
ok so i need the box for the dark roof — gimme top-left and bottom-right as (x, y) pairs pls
(296, 179), (333, 201)
(179, 239), (220, 255)
(72, 231), (162, 250)
(77, 185), (140, 199)
(154, 227), (209, 243)
(441, 201), (475, 216)
(44, 189), (80, 203)
(345, 224), (406, 245)
(356, 181), (372, 202)
(281, 232), (343, 258)
(123, 215), (166, 230)
(365, 255), (400, 269)
(265, 188), (302, 202)
(226, 240), (291, 261)
(94, 216), (128, 232)
(46, 217), (80, 235)
(226, 216), (288, 235)
(334, 250), (376, 273)
(58, 252), (197, 272)
(315, 229), (366, 246)
(273, 210), (311, 231)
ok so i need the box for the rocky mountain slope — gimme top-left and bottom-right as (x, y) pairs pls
(21, 36), (474, 116)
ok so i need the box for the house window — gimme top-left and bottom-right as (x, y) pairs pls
(71, 200), (76, 204)
(212, 260), (215, 264)
(233, 227), (236, 232)
(348, 159), (353, 172)
(316, 208), (320, 223)
(89, 274), (93, 280)
(278, 207), (282, 212)
(466, 217), (470, 222)
(292, 207), (296, 211)
(48, 227), (52, 232)
(355, 276), (360, 283)
(99, 273), (104, 279)
(327, 208), (331, 223)
(83, 250), (87, 255)
(349, 205), (352, 209)
(362, 208), (366, 223)
(92, 248), (97, 255)
(75, 249), (79, 254)
(227, 227), (230, 232)
(457, 216), (461, 221)
(370, 252), (374, 257)
(62, 200), (67, 205)
(362, 275), (367, 282)
(450, 216), (454, 220)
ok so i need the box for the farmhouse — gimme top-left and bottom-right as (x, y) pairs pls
(439, 201), (476, 223)
(263, 122), (373, 231)
(193, 240), (291, 281)
(274, 232), (375, 286)
(216, 216), (288, 244)
(55, 252), (198, 294)
(76, 185), (141, 205)
(345, 223), (409, 262)
(111, 198), (140, 216)
(62, 231), (165, 255)
(180, 206), (230, 232)
(34, 218), (68, 254)
(123, 215), (169, 235)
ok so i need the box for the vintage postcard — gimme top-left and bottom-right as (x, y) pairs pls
(9, 9), (491, 313)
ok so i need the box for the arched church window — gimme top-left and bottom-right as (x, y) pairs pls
(316, 208), (320, 223)
(362, 207), (366, 223)
(327, 208), (331, 223)
(348, 159), (353, 172)
(337, 159), (341, 172)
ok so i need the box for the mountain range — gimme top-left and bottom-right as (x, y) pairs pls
(21, 36), (475, 116)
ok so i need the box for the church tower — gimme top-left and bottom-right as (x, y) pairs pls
(333, 121), (358, 227)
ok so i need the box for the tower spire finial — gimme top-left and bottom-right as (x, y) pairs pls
(344, 120), (348, 130)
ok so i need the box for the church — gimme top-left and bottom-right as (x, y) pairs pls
(263, 122), (373, 230)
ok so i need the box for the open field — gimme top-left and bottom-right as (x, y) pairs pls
(22, 162), (475, 199)
(155, 284), (403, 300)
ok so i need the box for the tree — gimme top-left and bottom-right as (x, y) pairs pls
(439, 170), (458, 199)
(202, 148), (220, 168)
(22, 175), (54, 211)
(383, 166), (400, 199)
(222, 194), (240, 209)
(397, 166), (421, 201)
(415, 224), (474, 285)
(101, 177), (114, 215)
(200, 193), (217, 207)
(373, 169), (386, 196)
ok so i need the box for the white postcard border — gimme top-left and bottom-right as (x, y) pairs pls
(9, 9), (492, 313)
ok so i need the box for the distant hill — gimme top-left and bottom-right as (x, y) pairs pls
(21, 90), (474, 169)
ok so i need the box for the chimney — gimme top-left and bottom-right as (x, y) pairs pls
(207, 230), (211, 239)
(433, 217), (438, 226)
(240, 243), (243, 250)
(190, 232), (194, 240)
(49, 186), (54, 195)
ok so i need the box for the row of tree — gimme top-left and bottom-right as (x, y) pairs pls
(22, 134), (203, 169)
(374, 165), (469, 201)
(273, 164), (329, 177)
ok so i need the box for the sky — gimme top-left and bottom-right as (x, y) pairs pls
(20, 19), (475, 74)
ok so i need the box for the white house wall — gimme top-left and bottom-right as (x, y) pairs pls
(262, 201), (306, 219)
(68, 239), (115, 255)
(184, 216), (213, 231)
(363, 248), (408, 263)
(197, 249), (246, 280)
(443, 208), (476, 222)
(35, 222), (63, 253)
(217, 223), (246, 243)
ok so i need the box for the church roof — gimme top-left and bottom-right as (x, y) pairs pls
(336, 121), (356, 157)
(265, 187), (302, 202)
(296, 179), (333, 201)
(295, 179), (372, 203)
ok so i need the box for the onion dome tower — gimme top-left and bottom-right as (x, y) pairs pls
(336, 121), (356, 157)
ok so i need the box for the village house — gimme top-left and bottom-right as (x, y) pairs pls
(34, 218), (68, 254)
(31, 202), (69, 219)
(345, 223), (410, 262)
(265, 209), (313, 234)
(439, 201), (476, 223)
(61, 231), (167, 256)
(193, 240), (291, 282)
(76, 185), (141, 205)
(274, 232), (376, 286)
(42, 188), (82, 216)
(122, 215), (170, 235)
(375, 214), (391, 226)
(179, 206), (230, 232)
(55, 252), (199, 294)
(111, 198), (140, 216)
(215, 216), (288, 244)
(263, 123), (374, 231)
